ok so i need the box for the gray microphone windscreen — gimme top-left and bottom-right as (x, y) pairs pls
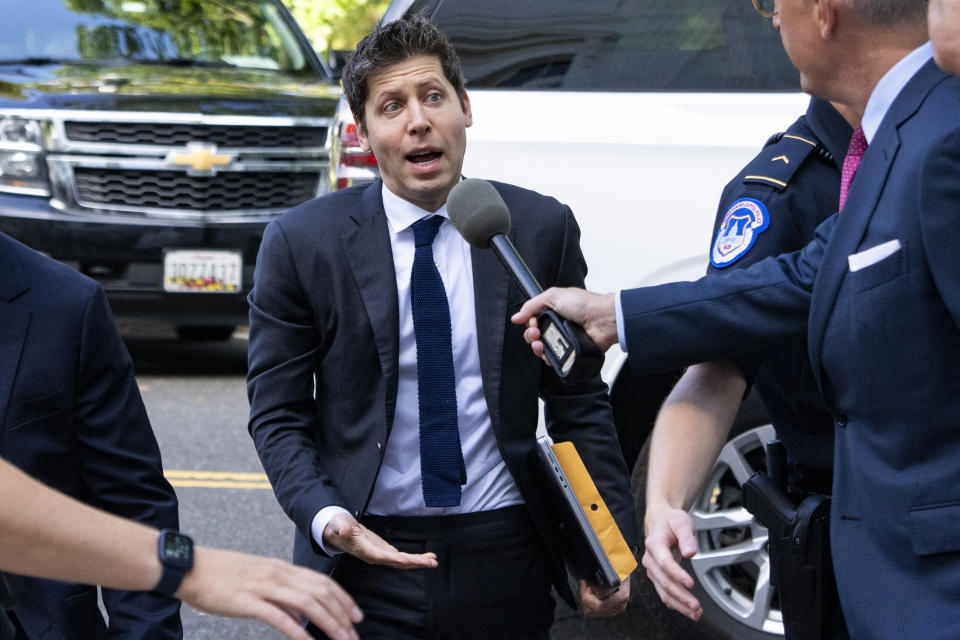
(447, 179), (511, 248)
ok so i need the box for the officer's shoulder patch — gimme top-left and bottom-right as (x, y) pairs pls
(711, 198), (770, 268)
(742, 133), (819, 191)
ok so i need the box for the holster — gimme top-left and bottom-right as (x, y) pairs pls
(743, 467), (832, 640)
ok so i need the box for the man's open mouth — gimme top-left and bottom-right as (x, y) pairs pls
(406, 150), (442, 164)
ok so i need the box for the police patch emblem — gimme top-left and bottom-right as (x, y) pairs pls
(711, 198), (770, 268)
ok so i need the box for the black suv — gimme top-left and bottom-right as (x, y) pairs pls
(0, 0), (339, 340)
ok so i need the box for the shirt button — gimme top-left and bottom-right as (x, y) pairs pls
(836, 412), (848, 428)
(377, 441), (383, 451)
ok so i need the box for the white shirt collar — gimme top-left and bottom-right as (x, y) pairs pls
(861, 41), (933, 143)
(381, 182), (451, 235)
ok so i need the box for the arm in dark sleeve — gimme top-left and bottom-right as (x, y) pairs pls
(246, 221), (344, 550)
(919, 128), (960, 328)
(540, 206), (640, 548)
(74, 286), (182, 638)
(622, 212), (837, 378)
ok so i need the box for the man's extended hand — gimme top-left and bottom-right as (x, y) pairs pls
(323, 512), (438, 569)
(510, 288), (619, 355)
(640, 507), (702, 621)
(578, 576), (631, 617)
(176, 547), (363, 640)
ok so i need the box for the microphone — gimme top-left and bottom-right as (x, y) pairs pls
(447, 179), (601, 381)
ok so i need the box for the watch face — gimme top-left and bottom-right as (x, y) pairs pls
(160, 531), (194, 568)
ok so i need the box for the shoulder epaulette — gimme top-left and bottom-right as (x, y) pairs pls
(744, 128), (832, 191)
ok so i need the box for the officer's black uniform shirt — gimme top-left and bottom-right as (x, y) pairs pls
(706, 98), (853, 494)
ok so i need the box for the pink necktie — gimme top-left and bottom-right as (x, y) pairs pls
(839, 125), (867, 210)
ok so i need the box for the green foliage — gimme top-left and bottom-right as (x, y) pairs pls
(282, 0), (389, 57)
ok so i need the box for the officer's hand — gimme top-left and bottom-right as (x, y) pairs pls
(511, 288), (619, 354)
(578, 577), (631, 617)
(641, 507), (702, 621)
(322, 513), (438, 569)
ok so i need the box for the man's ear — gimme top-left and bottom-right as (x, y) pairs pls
(356, 121), (372, 152)
(815, 0), (839, 39)
(461, 89), (473, 128)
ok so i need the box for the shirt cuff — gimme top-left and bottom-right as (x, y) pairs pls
(311, 505), (352, 557)
(616, 291), (628, 352)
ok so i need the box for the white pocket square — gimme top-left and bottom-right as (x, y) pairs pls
(848, 239), (901, 272)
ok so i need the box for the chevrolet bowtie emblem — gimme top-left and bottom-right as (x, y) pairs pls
(166, 143), (233, 174)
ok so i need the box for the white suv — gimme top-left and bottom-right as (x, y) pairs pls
(333, 2), (809, 638)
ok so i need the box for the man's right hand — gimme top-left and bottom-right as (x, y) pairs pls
(641, 507), (703, 621)
(323, 513), (438, 569)
(511, 288), (620, 355)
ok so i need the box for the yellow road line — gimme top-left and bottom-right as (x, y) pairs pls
(164, 470), (272, 490)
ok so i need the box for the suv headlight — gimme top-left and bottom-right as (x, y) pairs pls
(0, 115), (49, 196)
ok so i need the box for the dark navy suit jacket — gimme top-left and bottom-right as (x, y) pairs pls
(246, 179), (639, 605)
(0, 233), (181, 639)
(619, 61), (960, 638)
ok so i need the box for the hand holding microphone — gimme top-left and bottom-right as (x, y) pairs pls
(446, 179), (603, 381)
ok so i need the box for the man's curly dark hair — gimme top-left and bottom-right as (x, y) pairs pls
(341, 15), (467, 131)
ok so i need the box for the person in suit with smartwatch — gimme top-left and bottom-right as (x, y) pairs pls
(514, 1), (960, 637)
(0, 457), (362, 640)
(246, 16), (638, 639)
(0, 230), (182, 638)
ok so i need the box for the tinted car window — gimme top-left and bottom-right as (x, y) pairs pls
(404, 0), (800, 91)
(0, 0), (314, 75)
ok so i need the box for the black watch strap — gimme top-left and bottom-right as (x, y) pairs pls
(153, 529), (194, 597)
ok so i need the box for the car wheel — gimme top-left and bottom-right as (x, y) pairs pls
(631, 422), (783, 640)
(174, 325), (236, 342)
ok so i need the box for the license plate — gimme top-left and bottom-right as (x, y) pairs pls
(163, 249), (242, 293)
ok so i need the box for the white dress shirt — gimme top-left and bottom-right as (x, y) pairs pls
(615, 42), (935, 350)
(312, 183), (523, 553)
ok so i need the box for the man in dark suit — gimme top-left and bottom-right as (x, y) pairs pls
(0, 232), (182, 638)
(514, 1), (960, 637)
(246, 16), (638, 639)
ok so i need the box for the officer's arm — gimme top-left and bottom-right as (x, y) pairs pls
(641, 359), (746, 621)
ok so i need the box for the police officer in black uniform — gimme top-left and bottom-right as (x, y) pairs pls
(641, 96), (853, 640)
(709, 96), (850, 495)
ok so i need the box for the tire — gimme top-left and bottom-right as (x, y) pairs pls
(631, 420), (783, 640)
(174, 325), (236, 342)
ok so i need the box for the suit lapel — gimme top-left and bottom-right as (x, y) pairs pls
(340, 182), (401, 431)
(0, 236), (32, 431)
(471, 227), (513, 436)
(807, 61), (948, 389)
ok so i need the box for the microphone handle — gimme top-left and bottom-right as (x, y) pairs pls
(488, 234), (602, 381)
(489, 234), (543, 299)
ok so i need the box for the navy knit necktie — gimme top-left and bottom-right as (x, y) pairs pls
(411, 216), (466, 507)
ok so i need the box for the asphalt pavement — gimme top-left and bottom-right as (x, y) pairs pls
(124, 326), (655, 639)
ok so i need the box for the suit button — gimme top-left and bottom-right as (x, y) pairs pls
(836, 412), (848, 427)
(377, 441), (383, 451)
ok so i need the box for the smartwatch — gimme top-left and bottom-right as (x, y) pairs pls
(153, 529), (194, 597)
